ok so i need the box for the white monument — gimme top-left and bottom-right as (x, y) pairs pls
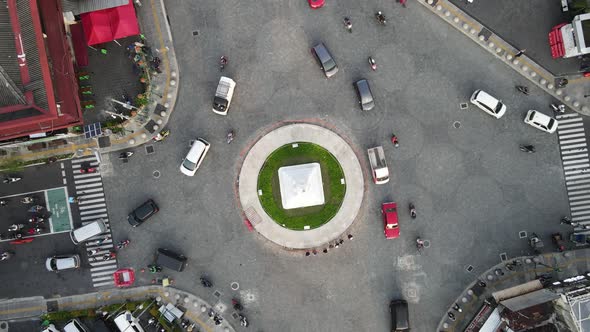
(278, 163), (325, 209)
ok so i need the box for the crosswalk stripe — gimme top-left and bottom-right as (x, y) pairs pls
(559, 127), (585, 134)
(93, 281), (114, 288)
(564, 158), (590, 165)
(570, 195), (590, 202)
(569, 189), (590, 196)
(563, 153), (589, 160)
(562, 148), (588, 155)
(70, 156), (117, 289)
(562, 143), (588, 150)
(560, 122), (584, 129)
(561, 138), (588, 145)
(560, 132), (586, 140)
(565, 173), (590, 181)
(565, 169), (590, 176)
(556, 113), (579, 119)
(558, 117), (583, 124)
(565, 163), (590, 170)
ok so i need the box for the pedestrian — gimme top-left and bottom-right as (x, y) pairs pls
(335, 242), (339, 248)
(339, 239), (344, 245)
(312, 250), (317, 256)
(323, 248), (328, 253)
(329, 244), (334, 249)
(347, 234), (353, 240)
(515, 49), (526, 58)
(305, 252), (310, 257)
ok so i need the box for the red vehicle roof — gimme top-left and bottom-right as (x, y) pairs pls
(308, 0), (324, 9)
(382, 202), (399, 239)
(113, 268), (135, 287)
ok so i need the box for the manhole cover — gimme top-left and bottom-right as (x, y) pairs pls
(213, 290), (222, 298)
(192, 30), (199, 36)
(232, 312), (239, 319)
(423, 240), (431, 248)
(519, 231), (527, 239)
(465, 265), (474, 273)
(453, 121), (461, 129)
(459, 102), (468, 110)
(153, 170), (161, 178)
(146, 145), (155, 155)
(47, 300), (58, 312)
(230, 282), (239, 290)
(500, 253), (508, 261)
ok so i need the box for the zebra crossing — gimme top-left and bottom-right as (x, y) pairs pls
(557, 113), (590, 232)
(71, 156), (117, 288)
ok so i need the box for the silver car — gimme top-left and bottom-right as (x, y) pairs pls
(45, 254), (81, 272)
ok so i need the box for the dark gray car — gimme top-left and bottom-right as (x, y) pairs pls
(353, 79), (375, 111)
(311, 43), (339, 78)
(389, 299), (410, 331)
(127, 199), (159, 227)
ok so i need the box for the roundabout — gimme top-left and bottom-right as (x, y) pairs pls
(238, 123), (365, 249)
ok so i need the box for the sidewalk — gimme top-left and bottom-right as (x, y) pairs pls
(437, 249), (590, 331)
(0, 286), (236, 332)
(417, 0), (590, 117)
(0, 0), (179, 163)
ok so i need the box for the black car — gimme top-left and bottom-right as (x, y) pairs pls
(127, 199), (159, 227)
(353, 79), (375, 111)
(311, 43), (339, 78)
(389, 299), (410, 331)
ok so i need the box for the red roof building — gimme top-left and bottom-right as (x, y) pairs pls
(0, 0), (82, 142)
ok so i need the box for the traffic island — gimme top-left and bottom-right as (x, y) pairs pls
(238, 123), (364, 249)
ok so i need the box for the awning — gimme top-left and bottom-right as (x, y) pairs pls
(80, 0), (139, 46)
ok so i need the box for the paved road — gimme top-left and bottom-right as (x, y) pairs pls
(0, 1), (580, 331)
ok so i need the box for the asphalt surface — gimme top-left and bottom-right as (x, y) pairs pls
(449, 0), (580, 75)
(0, 1), (580, 331)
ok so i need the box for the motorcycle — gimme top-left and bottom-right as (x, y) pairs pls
(227, 130), (235, 144)
(3, 177), (21, 184)
(368, 56), (377, 71)
(391, 134), (399, 147)
(519, 145), (535, 153)
(0, 251), (14, 261)
(28, 205), (44, 213)
(239, 314), (249, 327)
(409, 203), (416, 219)
(21, 196), (34, 204)
(551, 103), (566, 114)
(220, 56), (228, 71)
(453, 303), (463, 313)
(153, 129), (170, 142)
(80, 167), (97, 174)
(119, 151), (134, 160)
(8, 224), (24, 232)
(232, 298), (244, 311)
(101, 251), (116, 261)
(117, 239), (130, 249)
(200, 276), (213, 288)
(343, 17), (352, 33)
(148, 264), (163, 273)
(516, 85), (530, 95)
(375, 11), (387, 25)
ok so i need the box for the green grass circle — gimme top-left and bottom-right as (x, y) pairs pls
(257, 142), (346, 230)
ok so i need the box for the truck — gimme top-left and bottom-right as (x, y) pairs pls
(549, 13), (590, 59)
(212, 76), (236, 115)
(367, 146), (389, 184)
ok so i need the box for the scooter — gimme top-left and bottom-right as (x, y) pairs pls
(368, 56), (377, 71)
(220, 56), (228, 71)
(551, 103), (566, 114)
(519, 145), (535, 153)
(21, 196), (34, 204)
(232, 298), (244, 311)
(119, 151), (134, 160)
(516, 85), (529, 95)
(239, 314), (249, 327)
(153, 129), (170, 142)
(227, 131), (235, 144)
(8, 224), (24, 232)
(0, 251), (14, 261)
(391, 134), (399, 147)
(3, 177), (21, 184)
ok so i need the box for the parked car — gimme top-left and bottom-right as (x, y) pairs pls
(311, 43), (338, 78)
(180, 138), (210, 176)
(389, 299), (410, 331)
(382, 202), (399, 239)
(63, 319), (89, 332)
(127, 199), (159, 227)
(470, 89), (506, 119)
(353, 79), (375, 111)
(307, 0), (324, 9)
(42, 324), (59, 332)
(45, 254), (81, 272)
(524, 110), (558, 133)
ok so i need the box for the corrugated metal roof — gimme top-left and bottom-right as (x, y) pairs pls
(60, 0), (129, 15)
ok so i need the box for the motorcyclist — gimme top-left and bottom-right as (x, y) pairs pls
(409, 203), (416, 218)
(0, 252), (11, 261)
(369, 56), (377, 71)
(391, 134), (399, 147)
(376, 11), (386, 24)
(344, 17), (352, 32)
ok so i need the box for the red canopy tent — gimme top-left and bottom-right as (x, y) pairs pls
(80, 1), (140, 46)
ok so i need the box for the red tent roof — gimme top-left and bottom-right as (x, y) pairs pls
(81, 1), (139, 46)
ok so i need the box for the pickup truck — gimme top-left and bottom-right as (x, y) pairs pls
(367, 146), (389, 184)
(212, 76), (236, 115)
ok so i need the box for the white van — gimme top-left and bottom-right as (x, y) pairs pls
(180, 138), (210, 176)
(63, 319), (89, 332)
(70, 219), (107, 244)
(114, 311), (145, 332)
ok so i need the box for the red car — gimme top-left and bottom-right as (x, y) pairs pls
(308, 0), (324, 9)
(382, 202), (399, 239)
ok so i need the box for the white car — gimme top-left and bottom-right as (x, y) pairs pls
(470, 90), (507, 119)
(180, 138), (210, 176)
(45, 254), (81, 272)
(42, 324), (59, 332)
(524, 110), (558, 133)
